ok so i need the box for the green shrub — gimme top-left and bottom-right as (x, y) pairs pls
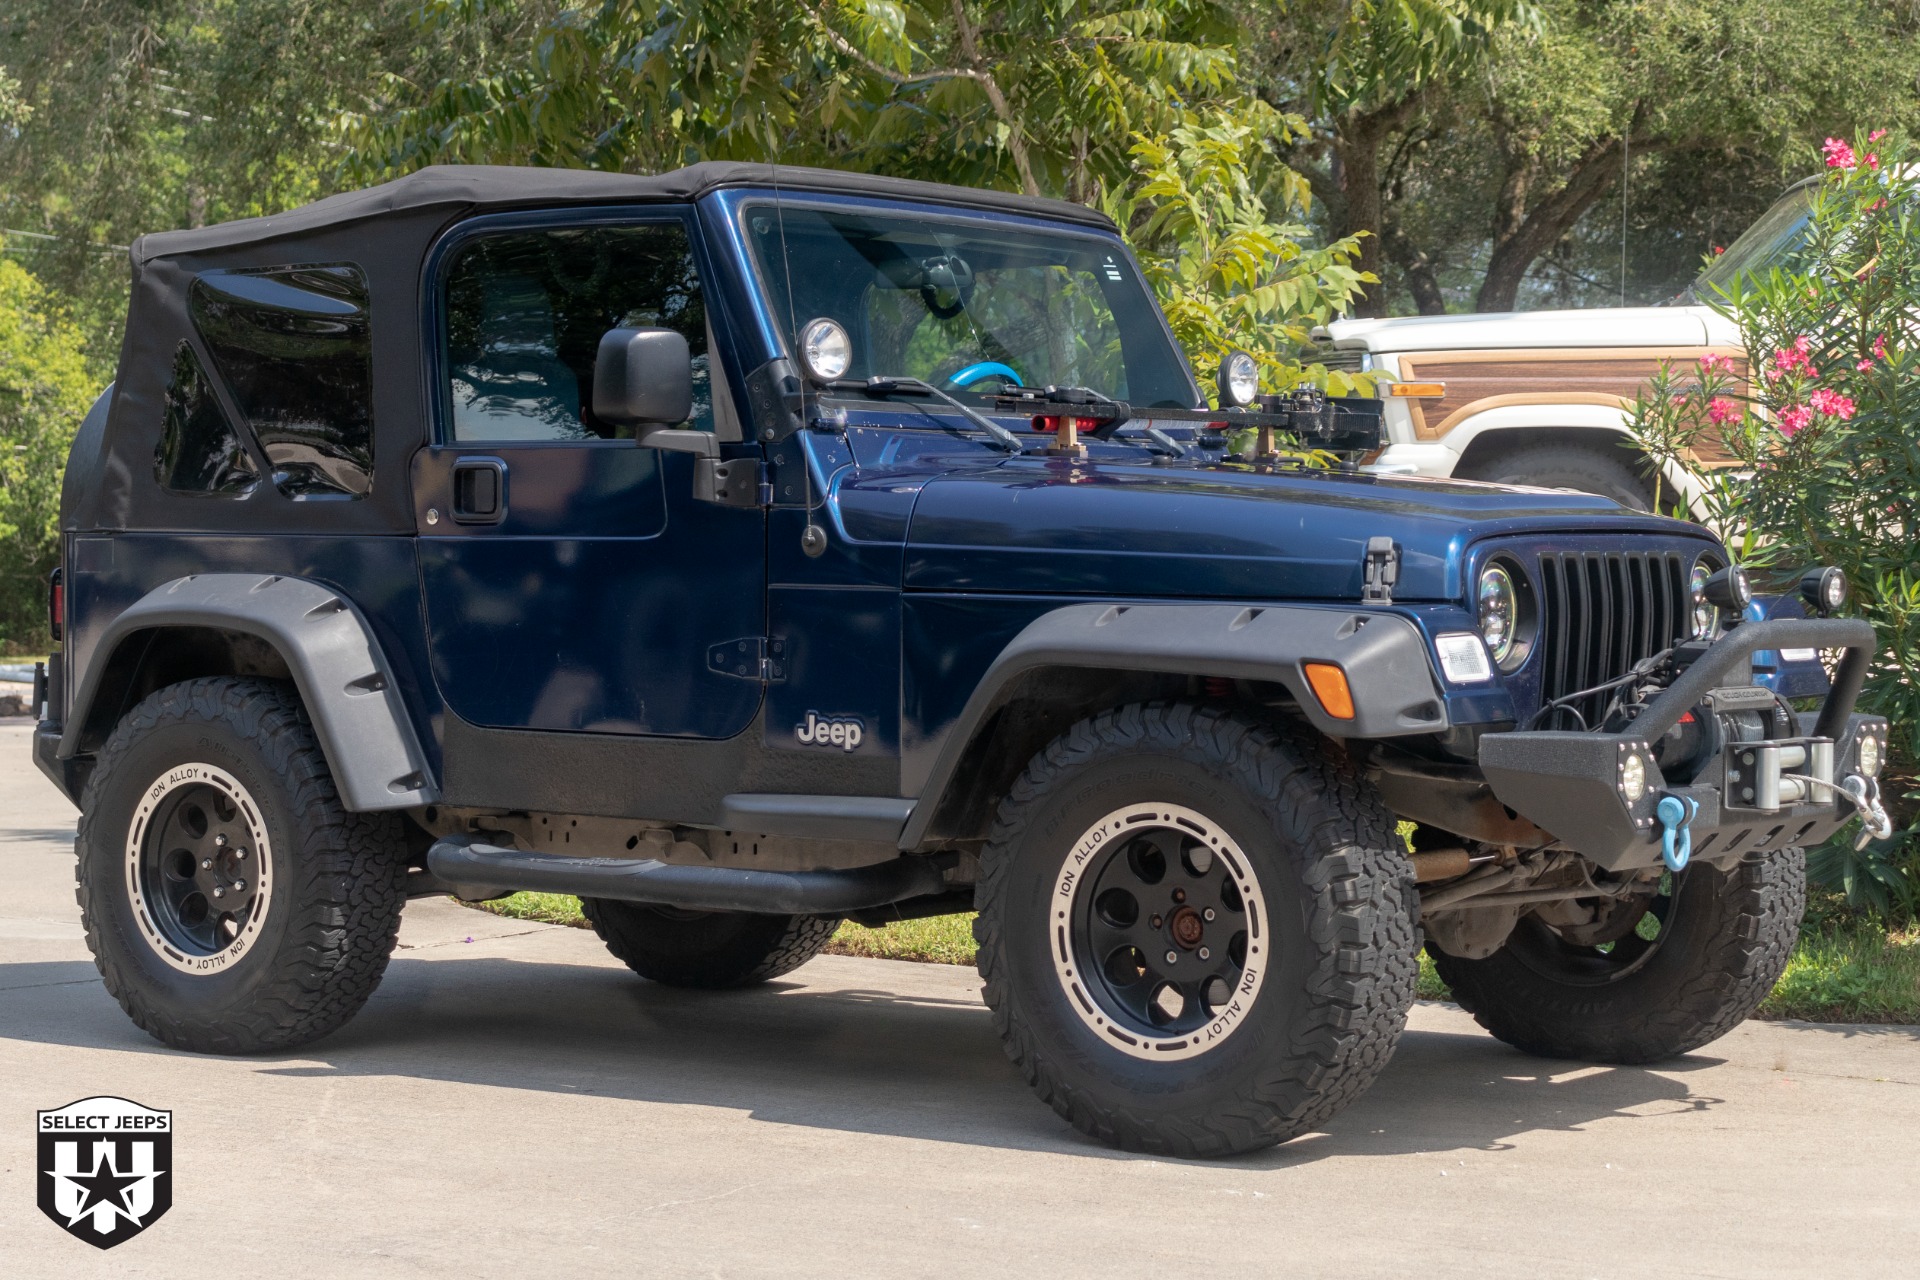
(0, 250), (94, 654)
(1629, 128), (1920, 921)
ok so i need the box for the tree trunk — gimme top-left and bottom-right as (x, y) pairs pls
(1382, 224), (1447, 315)
(1331, 99), (1424, 318)
(1475, 138), (1637, 313)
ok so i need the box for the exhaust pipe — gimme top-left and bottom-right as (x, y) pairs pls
(426, 835), (947, 915)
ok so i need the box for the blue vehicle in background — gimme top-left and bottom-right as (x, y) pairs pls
(33, 164), (1892, 1156)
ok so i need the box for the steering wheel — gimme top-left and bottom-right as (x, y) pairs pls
(945, 362), (1024, 390)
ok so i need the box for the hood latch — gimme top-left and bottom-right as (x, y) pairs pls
(1361, 537), (1400, 604)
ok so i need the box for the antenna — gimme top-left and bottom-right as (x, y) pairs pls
(1620, 131), (1630, 307)
(770, 157), (829, 557)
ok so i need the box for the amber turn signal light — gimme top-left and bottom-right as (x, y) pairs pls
(1387, 382), (1447, 398)
(1303, 662), (1355, 720)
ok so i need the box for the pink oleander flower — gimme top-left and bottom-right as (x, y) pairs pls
(1700, 353), (1735, 373)
(1870, 128), (1889, 142)
(1874, 333), (1889, 360)
(1712, 244), (1726, 255)
(1824, 137), (1857, 168)
(1809, 388), (1856, 419)
(1858, 359), (1876, 371)
(1865, 153), (1881, 171)
(1770, 338), (1816, 380)
(1778, 405), (1813, 437)
(1707, 397), (1740, 425)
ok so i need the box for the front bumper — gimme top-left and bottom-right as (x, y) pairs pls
(1478, 617), (1886, 871)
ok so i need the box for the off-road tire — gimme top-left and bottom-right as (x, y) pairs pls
(973, 702), (1420, 1158)
(1430, 848), (1804, 1063)
(76, 677), (408, 1053)
(1460, 442), (1654, 510)
(580, 900), (841, 988)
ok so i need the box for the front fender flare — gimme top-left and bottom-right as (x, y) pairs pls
(59, 574), (438, 811)
(899, 602), (1447, 848)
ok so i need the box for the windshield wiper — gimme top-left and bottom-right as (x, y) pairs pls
(837, 376), (1025, 453)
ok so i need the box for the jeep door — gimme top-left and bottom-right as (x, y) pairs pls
(413, 210), (766, 737)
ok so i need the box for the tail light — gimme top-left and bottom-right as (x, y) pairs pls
(47, 567), (62, 643)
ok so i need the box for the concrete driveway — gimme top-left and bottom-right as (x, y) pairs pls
(3, 721), (1917, 1278)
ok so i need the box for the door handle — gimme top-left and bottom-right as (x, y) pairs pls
(451, 457), (507, 524)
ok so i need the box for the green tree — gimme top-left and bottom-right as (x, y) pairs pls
(0, 248), (94, 651)
(341, 0), (1246, 203)
(1105, 111), (1373, 396)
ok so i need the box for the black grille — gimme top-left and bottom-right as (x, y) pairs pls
(1535, 551), (1691, 728)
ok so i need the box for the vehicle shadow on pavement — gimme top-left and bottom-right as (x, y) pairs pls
(1, 952), (1759, 1166)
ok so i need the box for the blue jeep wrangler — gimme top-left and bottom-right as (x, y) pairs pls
(33, 164), (1892, 1156)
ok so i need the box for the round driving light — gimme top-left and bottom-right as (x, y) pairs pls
(1859, 734), (1882, 779)
(1620, 753), (1647, 803)
(1217, 350), (1259, 408)
(1801, 565), (1848, 615)
(1476, 563), (1518, 667)
(798, 316), (852, 383)
(1703, 564), (1752, 613)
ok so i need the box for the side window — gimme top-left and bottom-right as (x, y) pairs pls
(154, 341), (259, 496)
(188, 264), (375, 499)
(442, 222), (711, 442)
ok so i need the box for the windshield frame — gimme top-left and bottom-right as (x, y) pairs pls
(715, 189), (1201, 415)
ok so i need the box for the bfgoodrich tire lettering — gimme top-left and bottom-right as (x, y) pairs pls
(1430, 848), (1804, 1063)
(974, 702), (1420, 1158)
(76, 677), (408, 1053)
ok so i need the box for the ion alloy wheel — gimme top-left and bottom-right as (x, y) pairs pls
(1431, 847), (1805, 1063)
(1052, 804), (1265, 1061)
(125, 763), (274, 975)
(975, 702), (1419, 1157)
(77, 677), (408, 1053)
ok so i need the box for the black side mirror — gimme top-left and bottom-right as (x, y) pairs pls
(593, 327), (692, 430)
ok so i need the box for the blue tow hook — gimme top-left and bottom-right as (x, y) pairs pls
(1656, 794), (1699, 872)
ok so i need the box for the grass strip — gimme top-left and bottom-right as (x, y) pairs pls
(462, 895), (1919, 1024)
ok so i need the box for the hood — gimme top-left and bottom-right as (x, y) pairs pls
(1326, 305), (1740, 354)
(902, 457), (1705, 602)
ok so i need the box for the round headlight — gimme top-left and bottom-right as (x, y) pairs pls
(1217, 350), (1259, 408)
(1859, 734), (1882, 779)
(1477, 563), (1519, 667)
(798, 316), (852, 383)
(1690, 560), (1717, 637)
(1620, 753), (1648, 804)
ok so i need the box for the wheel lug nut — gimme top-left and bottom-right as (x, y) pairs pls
(235, 848), (247, 860)
(1199, 946), (1211, 960)
(1203, 908), (1215, 922)
(212, 887), (225, 899)
(1165, 950), (1178, 965)
(233, 879), (246, 892)
(214, 834), (228, 847)
(1172, 889), (1187, 904)
(201, 859), (213, 870)
(1151, 915), (1163, 929)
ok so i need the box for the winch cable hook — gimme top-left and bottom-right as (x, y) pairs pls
(1655, 794), (1699, 872)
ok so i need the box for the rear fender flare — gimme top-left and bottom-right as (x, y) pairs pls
(59, 574), (438, 811)
(899, 602), (1447, 848)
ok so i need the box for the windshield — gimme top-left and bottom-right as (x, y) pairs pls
(741, 201), (1196, 409)
(1686, 181), (1816, 300)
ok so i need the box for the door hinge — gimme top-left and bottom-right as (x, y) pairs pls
(1361, 536), (1400, 604)
(708, 636), (787, 682)
(695, 456), (772, 507)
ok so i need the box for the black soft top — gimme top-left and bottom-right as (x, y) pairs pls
(134, 161), (1116, 263)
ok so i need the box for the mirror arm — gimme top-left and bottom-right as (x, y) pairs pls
(638, 428), (720, 459)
